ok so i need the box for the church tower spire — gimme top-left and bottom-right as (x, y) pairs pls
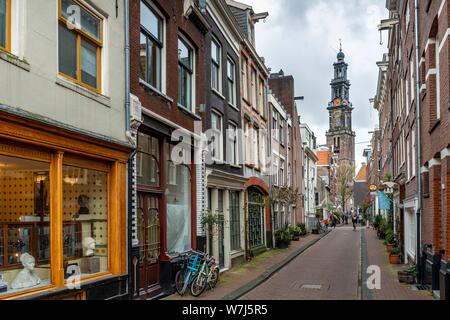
(326, 45), (356, 168)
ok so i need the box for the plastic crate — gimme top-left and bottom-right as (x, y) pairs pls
(187, 254), (202, 273)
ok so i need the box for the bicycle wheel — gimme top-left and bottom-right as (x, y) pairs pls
(175, 270), (186, 295)
(190, 273), (207, 297)
(208, 267), (220, 289)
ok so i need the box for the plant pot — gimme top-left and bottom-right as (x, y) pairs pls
(389, 254), (400, 264)
(386, 244), (395, 253)
(398, 271), (415, 284)
(276, 240), (290, 249)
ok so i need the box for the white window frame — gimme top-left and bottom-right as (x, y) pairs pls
(405, 77), (410, 116)
(273, 157), (278, 186)
(406, 134), (411, 180)
(272, 110), (278, 141)
(241, 56), (248, 101)
(211, 111), (223, 162)
(245, 121), (251, 166)
(279, 159), (285, 186)
(211, 37), (221, 93)
(139, 0), (166, 93)
(178, 34), (196, 113)
(228, 122), (239, 166)
(251, 67), (257, 109)
(227, 57), (236, 106)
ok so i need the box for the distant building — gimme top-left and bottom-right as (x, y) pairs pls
(354, 163), (368, 214)
(300, 123), (318, 230)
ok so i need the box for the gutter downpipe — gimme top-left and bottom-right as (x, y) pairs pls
(413, 0), (423, 282)
(267, 86), (276, 249)
(124, 0), (134, 298)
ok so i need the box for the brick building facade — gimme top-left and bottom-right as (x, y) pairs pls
(129, 0), (209, 298)
(268, 72), (305, 227)
(374, 0), (450, 299)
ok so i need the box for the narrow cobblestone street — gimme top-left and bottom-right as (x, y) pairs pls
(240, 226), (434, 300)
(165, 226), (436, 301)
(241, 226), (360, 300)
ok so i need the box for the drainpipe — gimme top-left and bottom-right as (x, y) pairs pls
(124, 0), (131, 133)
(267, 85), (276, 249)
(413, 0), (423, 281)
(124, 0), (133, 298)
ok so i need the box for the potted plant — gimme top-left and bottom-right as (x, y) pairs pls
(297, 223), (307, 236)
(275, 226), (292, 249)
(398, 264), (417, 284)
(290, 226), (302, 241)
(389, 247), (401, 264)
(384, 229), (395, 253)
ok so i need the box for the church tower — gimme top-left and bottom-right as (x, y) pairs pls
(326, 45), (356, 169)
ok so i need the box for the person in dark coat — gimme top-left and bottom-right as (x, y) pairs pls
(351, 212), (358, 231)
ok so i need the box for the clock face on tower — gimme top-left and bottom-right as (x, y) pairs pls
(333, 98), (341, 107)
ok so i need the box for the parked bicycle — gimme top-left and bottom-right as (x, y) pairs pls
(316, 218), (326, 234)
(190, 254), (220, 297)
(174, 250), (204, 296)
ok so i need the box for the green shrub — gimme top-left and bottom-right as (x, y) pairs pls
(276, 226), (293, 243)
(297, 223), (307, 236)
(385, 229), (395, 244)
(289, 226), (302, 237)
(373, 215), (383, 230)
(404, 264), (418, 278)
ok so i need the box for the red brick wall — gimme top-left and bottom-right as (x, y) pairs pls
(130, 0), (206, 132)
(431, 164), (442, 253)
(268, 75), (304, 222)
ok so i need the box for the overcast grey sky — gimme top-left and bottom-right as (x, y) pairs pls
(244, 0), (387, 172)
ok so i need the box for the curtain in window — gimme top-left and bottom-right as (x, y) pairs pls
(166, 164), (191, 254)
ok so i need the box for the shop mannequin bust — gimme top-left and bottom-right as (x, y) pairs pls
(82, 237), (96, 257)
(11, 253), (41, 290)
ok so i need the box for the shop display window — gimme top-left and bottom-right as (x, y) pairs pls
(0, 155), (51, 296)
(62, 165), (108, 277)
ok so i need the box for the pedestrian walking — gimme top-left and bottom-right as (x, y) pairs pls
(330, 213), (336, 229)
(351, 212), (358, 231)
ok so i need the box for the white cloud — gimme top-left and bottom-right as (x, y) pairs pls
(243, 0), (387, 172)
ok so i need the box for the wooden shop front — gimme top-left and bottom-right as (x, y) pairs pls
(0, 111), (130, 300)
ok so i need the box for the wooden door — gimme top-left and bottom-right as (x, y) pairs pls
(137, 193), (161, 297)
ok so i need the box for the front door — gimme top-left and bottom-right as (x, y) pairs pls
(218, 217), (225, 268)
(249, 202), (264, 249)
(137, 193), (161, 298)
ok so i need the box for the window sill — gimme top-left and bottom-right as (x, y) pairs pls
(56, 77), (111, 108)
(177, 103), (202, 121)
(242, 97), (251, 107)
(230, 164), (242, 169)
(0, 50), (30, 72)
(212, 158), (225, 165)
(139, 79), (174, 103)
(212, 88), (225, 101)
(429, 119), (441, 134)
(406, 176), (416, 185)
(228, 103), (239, 112)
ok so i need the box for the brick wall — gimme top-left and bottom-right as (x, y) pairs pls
(130, 0), (207, 132)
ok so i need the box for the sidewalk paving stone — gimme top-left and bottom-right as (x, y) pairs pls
(364, 227), (434, 300)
